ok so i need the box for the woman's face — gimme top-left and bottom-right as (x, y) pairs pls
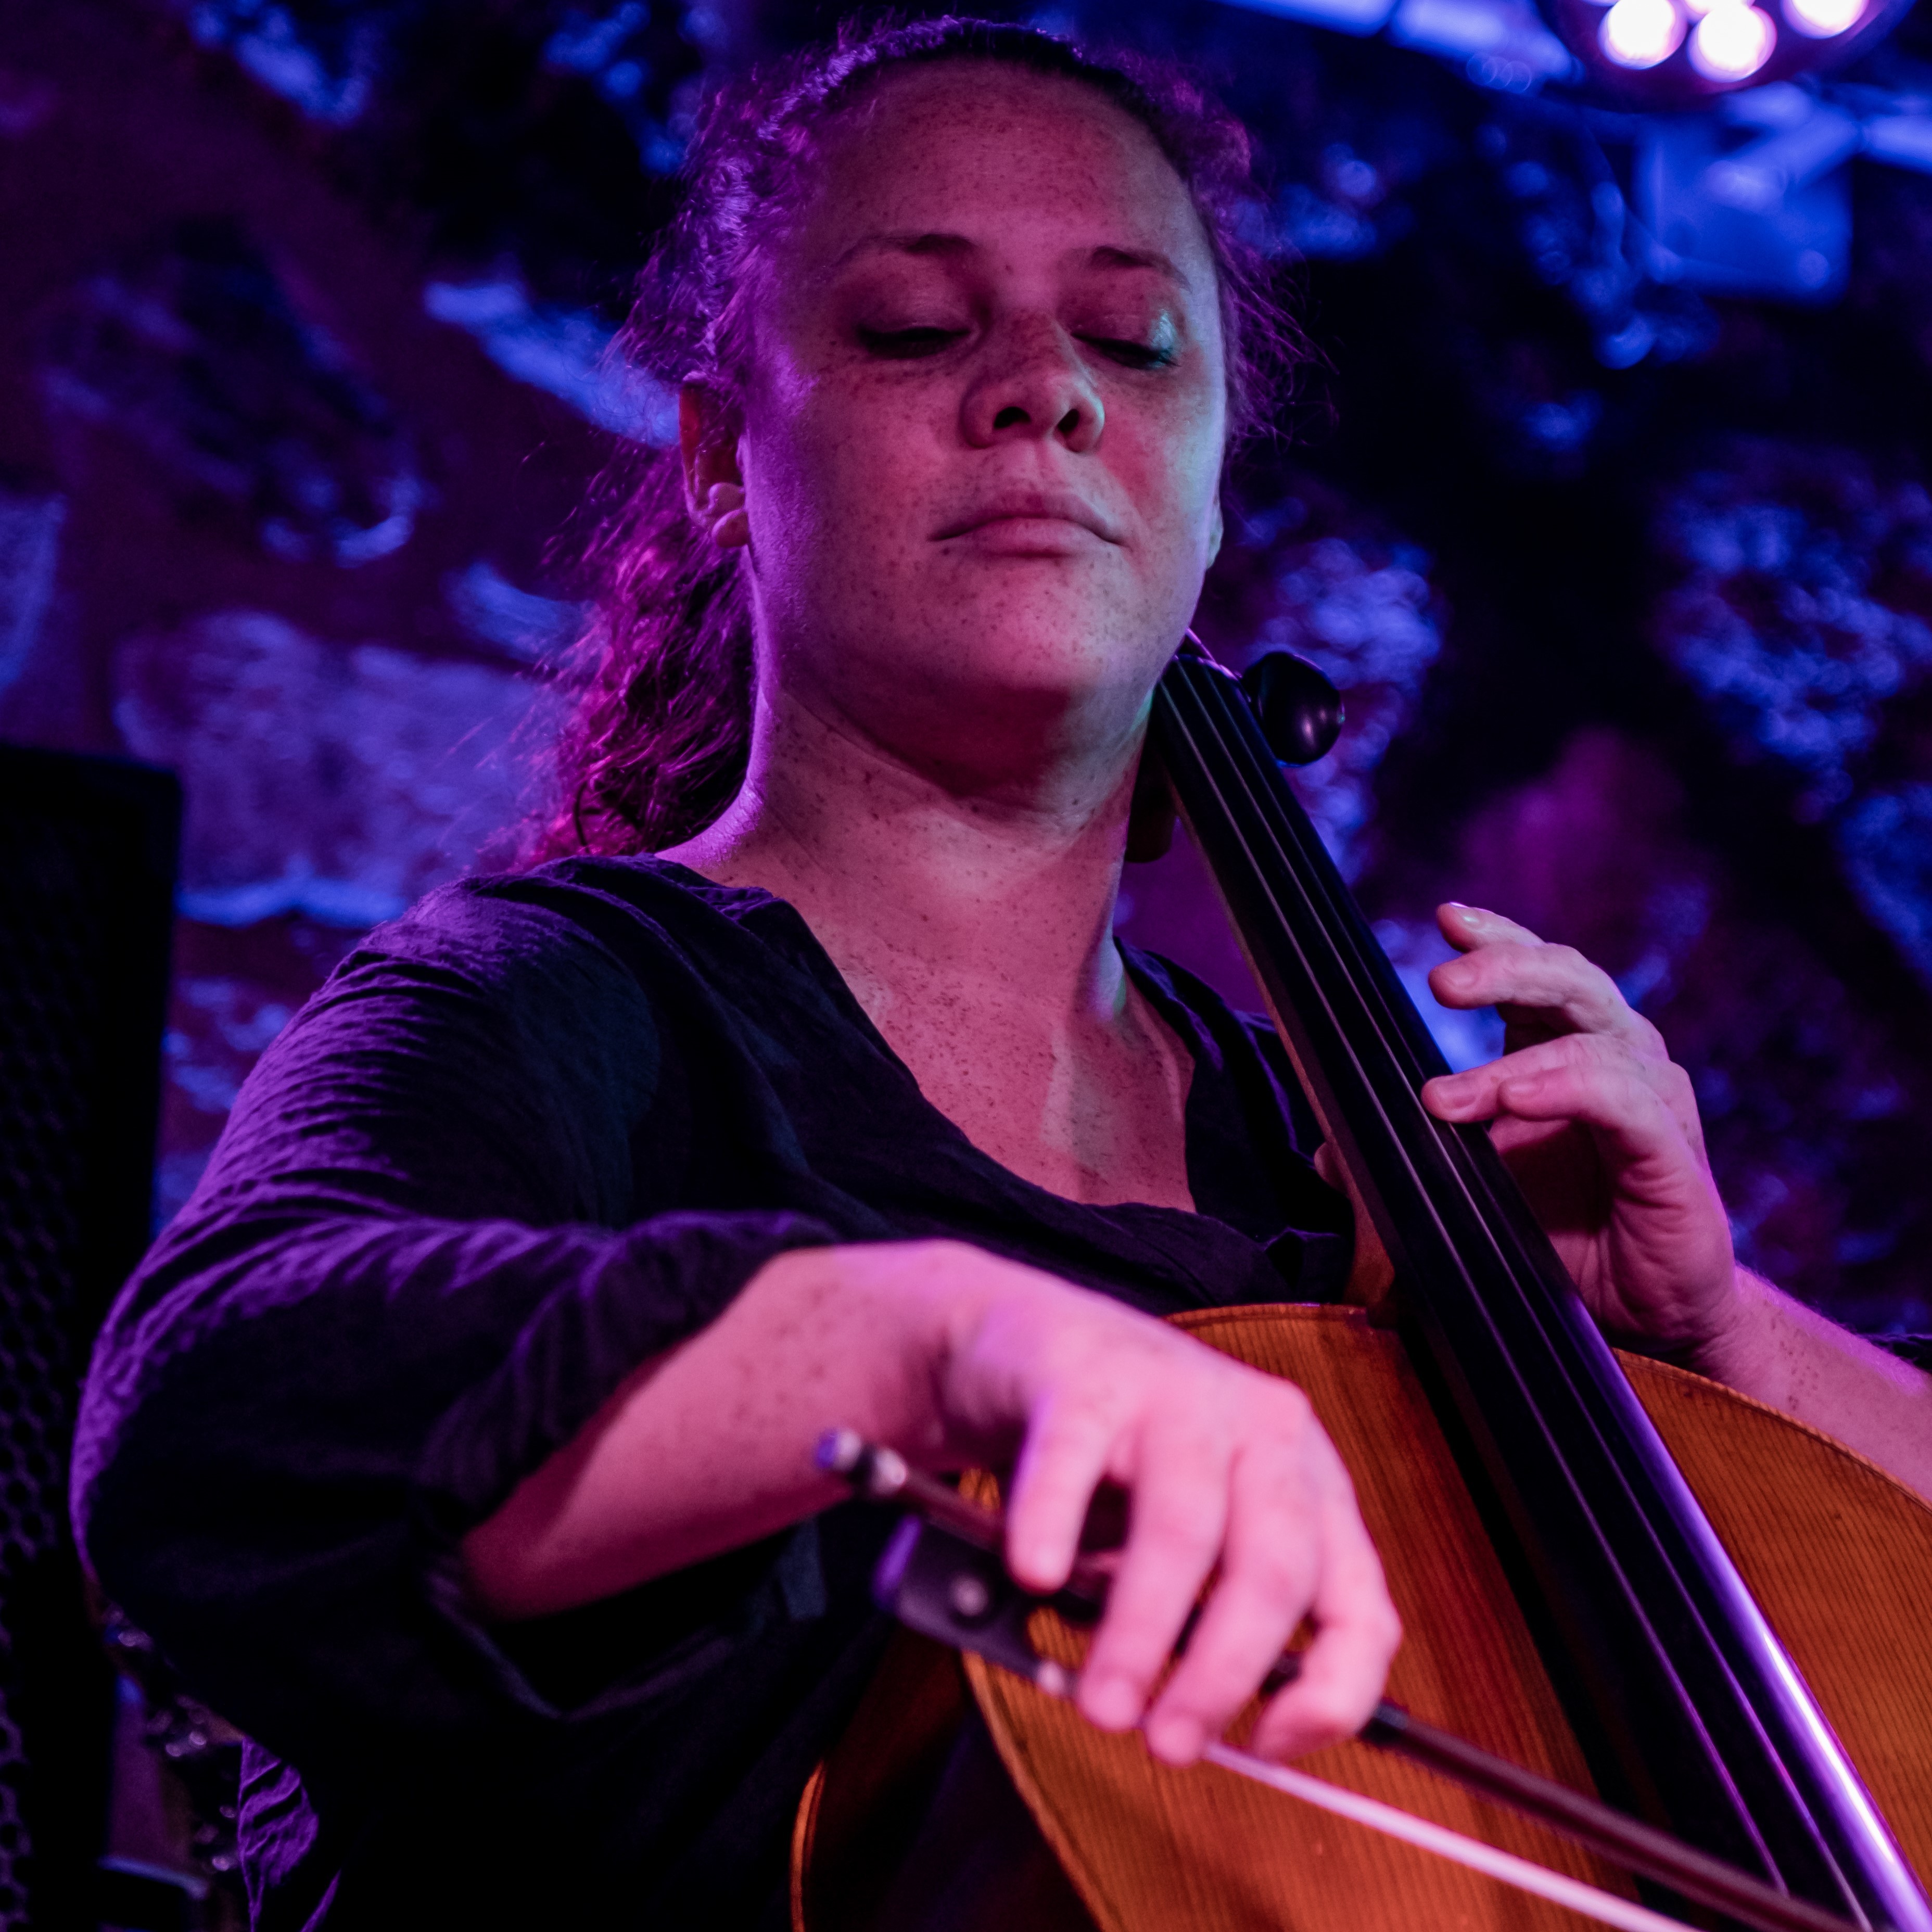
(706, 63), (1229, 790)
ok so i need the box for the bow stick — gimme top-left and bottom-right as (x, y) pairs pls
(816, 1429), (1862, 1932)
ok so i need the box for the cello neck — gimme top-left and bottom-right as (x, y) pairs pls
(1151, 642), (1931, 1932)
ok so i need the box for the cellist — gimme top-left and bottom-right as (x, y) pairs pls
(73, 19), (1932, 1930)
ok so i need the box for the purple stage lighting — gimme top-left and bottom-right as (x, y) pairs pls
(1545, 0), (1904, 100)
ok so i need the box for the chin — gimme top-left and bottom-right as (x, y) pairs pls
(864, 605), (1172, 778)
(919, 574), (1178, 696)
(951, 627), (1159, 717)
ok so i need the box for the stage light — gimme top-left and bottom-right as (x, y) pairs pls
(1601, 0), (1685, 67)
(1540, 0), (1908, 103)
(1785, 0), (1864, 35)
(1689, 3), (1775, 80)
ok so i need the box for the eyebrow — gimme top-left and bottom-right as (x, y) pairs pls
(1089, 243), (1190, 287)
(831, 230), (1192, 289)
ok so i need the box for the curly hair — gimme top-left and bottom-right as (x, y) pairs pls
(534, 16), (1306, 860)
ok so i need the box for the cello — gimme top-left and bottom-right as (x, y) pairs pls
(794, 636), (1932, 1932)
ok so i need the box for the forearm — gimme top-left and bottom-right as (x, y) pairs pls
(461, 1233), (1404, 1765)
(1692, 1269), (1932, 1506)
(460, 1240), (987, 1621)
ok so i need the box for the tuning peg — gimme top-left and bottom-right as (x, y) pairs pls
(1240, 651), (1344, 766)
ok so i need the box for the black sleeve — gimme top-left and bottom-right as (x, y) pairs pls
(71, 882), (835, 1780)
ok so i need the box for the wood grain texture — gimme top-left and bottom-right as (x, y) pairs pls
(1625, 1352), (1932, 1889)
(796, 1303), (1932, 1930)
(969, 1306), (1632, 1932)
(964, 1307), (1932, 1932)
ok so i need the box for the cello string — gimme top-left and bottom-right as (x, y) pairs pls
(1151, 660), (1909, 1916)
(1185, 663), (1884, 1911)
(1157, 658), (1915, 1925)
(1181, 660), (1931, 1928)
(1158, 667), (1811, 1895)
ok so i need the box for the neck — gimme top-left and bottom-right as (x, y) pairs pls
(663, 678), (1142, 1034)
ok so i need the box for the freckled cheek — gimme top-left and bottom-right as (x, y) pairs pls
(1113, 413), (1223, 553)
(776, 392), (939, 549)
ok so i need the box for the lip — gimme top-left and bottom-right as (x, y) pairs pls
(933, 492), (1123, 545)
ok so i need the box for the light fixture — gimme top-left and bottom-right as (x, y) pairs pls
(1601, 0), (1686, 65)
(1784, 0), (1864, 35)
(1542, 0), (1908, 100)
(1689, 1), (1776, 78)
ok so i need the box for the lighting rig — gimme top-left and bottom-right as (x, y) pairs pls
(1229, 0), (1932, 340)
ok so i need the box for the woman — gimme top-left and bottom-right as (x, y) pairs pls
(74, 19), (1932, 1930)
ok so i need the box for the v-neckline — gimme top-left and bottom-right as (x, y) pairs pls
(645, 858), (1259, 1228)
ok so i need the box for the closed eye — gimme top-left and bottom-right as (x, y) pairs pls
(1083, 337), (1178, 371)
(857, 325), (969, 359)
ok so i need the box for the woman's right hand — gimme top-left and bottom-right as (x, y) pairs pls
(851, 1239), (1403, 1768)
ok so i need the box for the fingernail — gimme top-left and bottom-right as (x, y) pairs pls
(1083, 1673), (1142, 1731)
(1147, 1713), (1204, 1763)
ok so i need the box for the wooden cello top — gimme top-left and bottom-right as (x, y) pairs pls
(951, 1306), (1932, 1932)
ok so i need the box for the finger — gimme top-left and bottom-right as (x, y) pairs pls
(1429, 942), (1658, 1052)
(1481, 1061), (1735, 1330)
(1074, 1418), (1232, 1735)
(1437, 901), (1542, 954)
(1429, 1036), (1710, 1166)
(1250, 1461), (1401, 1760)
(1423, 1032), (1674, 1128)
(1141, 1429), (1322, 1763)
(1004, 1388), (1120, 1595)
(1467, 1052), (1704, 1186)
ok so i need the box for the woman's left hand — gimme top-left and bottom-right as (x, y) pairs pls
(1418, 901), (1740, 1361)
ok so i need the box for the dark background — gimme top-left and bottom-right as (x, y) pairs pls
(4, 0), (1931, 1341)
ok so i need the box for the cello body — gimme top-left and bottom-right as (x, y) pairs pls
(795, 1305), (1932, 1932)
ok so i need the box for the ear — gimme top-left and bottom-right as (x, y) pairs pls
(1205, 493), (1225, 569)
(679, 384), (749, 552)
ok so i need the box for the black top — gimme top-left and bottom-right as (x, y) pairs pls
(72, 856), (1351, 1930)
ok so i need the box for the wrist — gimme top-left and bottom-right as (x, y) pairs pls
(918, 1243), (1100, 1465)
(1679, 1266), (1780, 1395)
(741, 1241), (971, 1467)
(807, 1239), (1027, 1467)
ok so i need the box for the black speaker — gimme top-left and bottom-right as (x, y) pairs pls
(0, 745), (179, 1930)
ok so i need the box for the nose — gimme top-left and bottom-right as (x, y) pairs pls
(961, 315), (1104, 454)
